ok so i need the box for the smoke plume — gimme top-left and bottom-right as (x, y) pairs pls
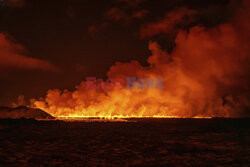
(0, 33), (58, 71)
(32, 1), (250, 118)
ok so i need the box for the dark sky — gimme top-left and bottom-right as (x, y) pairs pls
(0, 0), (239, 106)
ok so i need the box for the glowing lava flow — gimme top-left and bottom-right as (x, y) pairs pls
(56, 115), (212, 120)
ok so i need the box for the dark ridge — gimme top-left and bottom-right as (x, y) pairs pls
(0, 106), (54, 120)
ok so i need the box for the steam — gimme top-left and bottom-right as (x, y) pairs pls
(31, 1), (250, 118)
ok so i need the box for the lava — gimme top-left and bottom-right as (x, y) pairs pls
(30, 0), (249, 118)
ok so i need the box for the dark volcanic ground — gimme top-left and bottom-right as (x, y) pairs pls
(0, 118), (249, 167)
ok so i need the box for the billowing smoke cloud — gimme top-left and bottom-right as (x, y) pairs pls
(12, 95), (26, 107)
(140, 7), (196, 38)
(88, 0), (148, 35)
(32, 1), (250, 118)
(133, 10), (148, 19)
(0, 33), (58, 71)
(105, 7), (148, 22)
(106, 8), (126, 21)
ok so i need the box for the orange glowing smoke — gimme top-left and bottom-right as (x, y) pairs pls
(0, 33), (57, 71)
(31, 1), (250, 118)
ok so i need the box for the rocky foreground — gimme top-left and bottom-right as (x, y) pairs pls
(0, 118), (249, 166)
(0, 106), (54, 119)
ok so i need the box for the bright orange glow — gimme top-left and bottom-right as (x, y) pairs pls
(56, 115), (212, 121)
(30, 1), (250, 118)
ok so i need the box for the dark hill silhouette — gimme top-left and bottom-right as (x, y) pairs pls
(0, 106), (54, 119)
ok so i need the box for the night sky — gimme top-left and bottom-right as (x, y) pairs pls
(0, 0), (242, 106)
